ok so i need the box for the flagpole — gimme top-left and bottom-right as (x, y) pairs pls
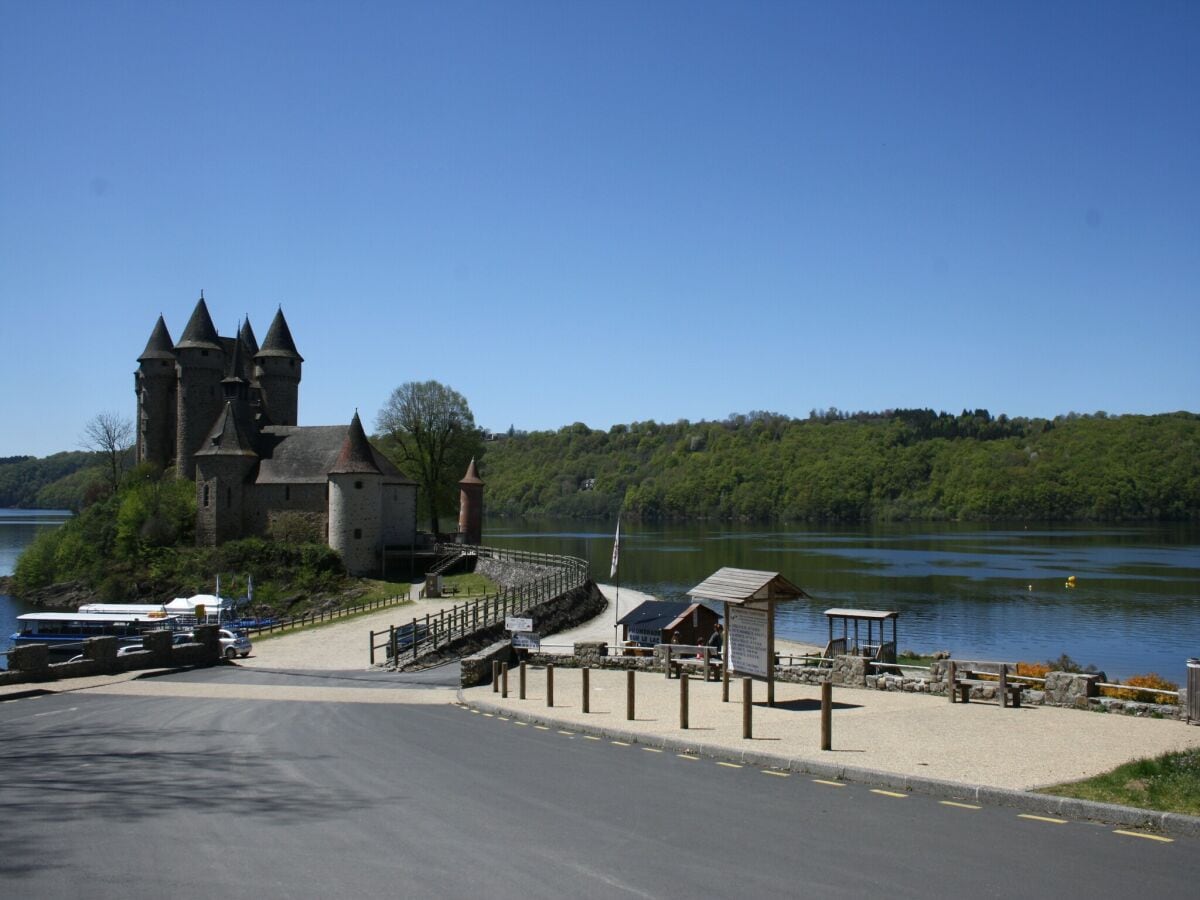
(611, 517), (621, 648)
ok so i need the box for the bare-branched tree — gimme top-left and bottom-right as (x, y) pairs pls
(81, 411), (134, 492)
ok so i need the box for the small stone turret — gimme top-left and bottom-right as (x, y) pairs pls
(255, 307), (303, 427)
(135, 314), (176, 470)
(327, 412), (383, 575)
(174, 297), (225, 479)
(194, 401), (259, 545)
(457, 458), (484, 545)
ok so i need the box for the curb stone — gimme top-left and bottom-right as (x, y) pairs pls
(460, 692), (1200, 841)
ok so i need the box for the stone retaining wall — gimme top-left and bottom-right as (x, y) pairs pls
(0, 625), (222, 687)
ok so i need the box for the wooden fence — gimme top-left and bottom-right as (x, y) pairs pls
(369, 543), (590, 666)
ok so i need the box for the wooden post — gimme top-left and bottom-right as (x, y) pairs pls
(742, 677), (752, 739)
(680, 673), (689, 729)
(412, 618), (419, 661)
(702, 645), (711, 682)
(664, 644), (673, 680)
(626, 669), (635, 721)
(820, 681), (832, 750)
(547, 664), (554, 707)
(501, 662), (508, 699)
(767, 600), (776, 708)
(519, 662), (527, 700)
(947, 660), (956, 703)
(369, 630), (375, 666)
(722, 601), (730, 703)
(999, 663), (1008, 709)
(582, 667), (590, 713)
(492, 660), (500, 692)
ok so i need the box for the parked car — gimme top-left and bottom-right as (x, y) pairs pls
(177, 628), (252, 659)
(116, 644), (145, 657)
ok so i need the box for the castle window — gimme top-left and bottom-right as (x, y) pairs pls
(227, 487), (232, 505)
(354, 528), (362, 539)
(202, 350), (209, 357)
(355, 481), (363, 490)
(285, 486), (291, 501)
(202, 485), (209, 507)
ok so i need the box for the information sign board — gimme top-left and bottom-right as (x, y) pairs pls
(505, 616), (533, 632)
(728, 606), (769, 677)
(511, 632), (540, 650)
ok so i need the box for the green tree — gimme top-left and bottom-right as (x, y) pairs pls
(375, 381), (484, 534)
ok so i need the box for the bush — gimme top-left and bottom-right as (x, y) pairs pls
(1102, 673), (1179, 704)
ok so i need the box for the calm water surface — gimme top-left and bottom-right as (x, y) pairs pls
(487, 519), (1200, 680)
(3, 511), (1198, 679)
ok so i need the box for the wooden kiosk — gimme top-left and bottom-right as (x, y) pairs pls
(687, 567), (810, 707)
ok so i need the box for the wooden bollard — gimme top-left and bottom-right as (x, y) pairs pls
(519, 662), (527, 700)
(492, 660), (500, 692)
(742, 677), (752, 739)
(547, 664), (554, 707)
(722, 662), (729, 703)
(947, 660), (956, 703)
(626, 669), (635, 721)
(680, 672), (689, 729)
(501, 662), (509, 699)
(820, 681), (832, 751)
(582, 667), (590, 713)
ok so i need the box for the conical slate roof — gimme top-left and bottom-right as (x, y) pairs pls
(195, 402), (258, 458)
(223, 333), (247, 382)
(459, 457), (484, 485)
(139, 315), (176, 361)
(239, 318), (259, 356)
(175, 297), (222, 351)
(257, 308), (303, 360)
(329, 412), (382, 474)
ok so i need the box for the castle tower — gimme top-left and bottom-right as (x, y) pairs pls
(174, 297), (226, 479)
(254, 308), (303, 427)
(135, 314), (176, 470)
(221, 330), (252, 425)
(457, 458), (484, 545)
(194, 401), (259, 545)
(327, 412), (383, 576)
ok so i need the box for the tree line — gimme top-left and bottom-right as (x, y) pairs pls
(479, 410), (1200, 522)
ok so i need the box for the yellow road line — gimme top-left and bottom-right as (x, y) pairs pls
(717, 762), (742, 769)
(557, 730), (574, 736)
(1018, 814), (1067, 824)
(643, 747), (663, 753)
(611, 740), (630, 746)
(513, 721), (528, 726)
(584, 735), (601, 741)
(482, 713), (494, 718)
(678, 754), (700, 760)
(813, 779), (845, 787)
(1113, 830), (1173, 843)
(762, 770), (789, 778)
(497, 716), (509, 721)
(533, 725), (550, 731)
(470, 709), (481, 714)
(871, 789), (907, 798)
(940, 801), (982, 810)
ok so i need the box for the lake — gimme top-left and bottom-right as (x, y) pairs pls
(485, 519), (1200, 681)
(3, 510), (1198, 679)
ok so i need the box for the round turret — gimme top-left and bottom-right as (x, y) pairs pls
(457, 458), (485, 545)
(327, 413), (383, 575)
(136, 314), (177, 469)
(254, 308), (303, 426)
(174, 297), (226, 478)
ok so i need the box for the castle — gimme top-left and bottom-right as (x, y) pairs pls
(134, 296), (422, 575)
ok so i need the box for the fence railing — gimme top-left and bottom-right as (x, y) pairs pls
(243, 594), (408, 638)
(370, 543), (590, 666)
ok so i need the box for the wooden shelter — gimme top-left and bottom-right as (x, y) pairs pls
(824, 608), (899, 663)
(617, 600), (720, 647)
(687, 567), (810, 707)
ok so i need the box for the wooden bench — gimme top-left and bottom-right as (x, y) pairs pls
(947, 660), (1024, 708)
(665, 645), (722, 682)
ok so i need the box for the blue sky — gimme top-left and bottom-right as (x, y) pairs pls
(1, 1), (1196, 458)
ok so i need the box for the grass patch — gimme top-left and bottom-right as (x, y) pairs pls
(438, 572), (496, 598)
(897, 653), (936, 668)
(1039, 748), (1200, 816)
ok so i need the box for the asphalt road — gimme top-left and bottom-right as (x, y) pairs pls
(1, 667), (1196, 899)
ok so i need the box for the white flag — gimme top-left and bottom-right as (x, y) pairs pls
(610, 518), (621, 579)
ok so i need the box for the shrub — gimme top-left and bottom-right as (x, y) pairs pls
(1103, 673), (1179, 704)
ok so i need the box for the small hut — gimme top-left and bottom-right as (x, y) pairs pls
(618, 600), (720, 648)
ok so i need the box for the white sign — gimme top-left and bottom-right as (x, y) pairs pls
(506, 616), (533, 632)
(511, 632), (540, 650)
(728, 606), (769, 678)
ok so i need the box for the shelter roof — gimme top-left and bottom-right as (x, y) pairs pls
(257, 307), (303, 360)
(175, 297), (222, 351)
(687, 567), (810, 605)
(617, 600), (710, 631)
(139, 315), (176, 361)
(824, 608), (898, 621)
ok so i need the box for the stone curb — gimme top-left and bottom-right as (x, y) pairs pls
(460, 692), (1200, 842)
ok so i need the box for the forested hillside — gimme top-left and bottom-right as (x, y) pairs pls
(479, 410), (1200, 523)
(0, 452), (106, 510)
